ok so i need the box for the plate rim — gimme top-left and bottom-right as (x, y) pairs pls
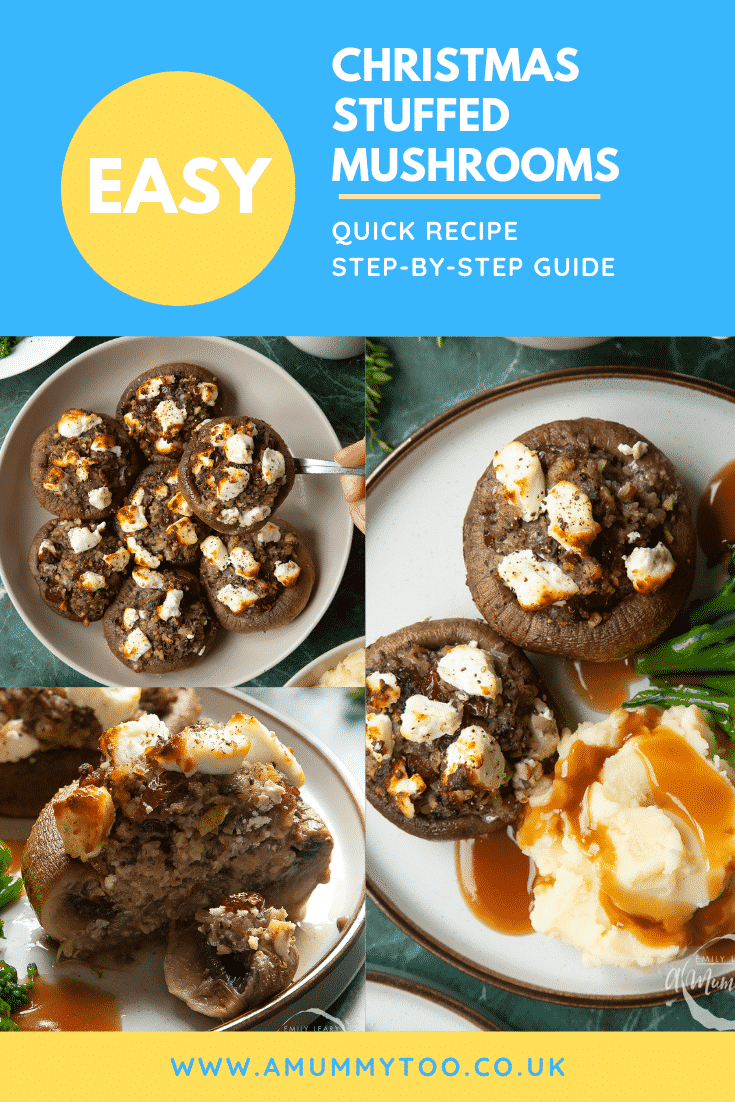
(0, 335), (354, 686)
(367, 968), (502, 1031)
(366, 365), (735, 1009)
(0, 336), (76, 379)
(367, 365), (735, 492)
(209, 688), (366, 1031)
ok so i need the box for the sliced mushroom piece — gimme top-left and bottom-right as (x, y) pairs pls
(21, 790), (106, 946)
(261, 808), (334, 920)
(164, 893), (299, 1018)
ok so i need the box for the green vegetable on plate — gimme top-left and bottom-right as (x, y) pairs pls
(0, 961), (38, 1031)
(0, 840), (23, 936)
(623, 546), (735, 740)
(0, 840), (37, 1031)
(0, 337), (19, 359)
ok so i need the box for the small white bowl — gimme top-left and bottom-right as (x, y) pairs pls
(504, 336), (611, 351)
(286, 636), (365, 687)
(286, 336), (364, 360)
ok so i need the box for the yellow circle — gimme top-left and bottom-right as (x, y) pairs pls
(61, 72), (295, 306)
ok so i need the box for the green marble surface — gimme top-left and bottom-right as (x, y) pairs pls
(367, 336), (735, 473)
(0, 336), (364, 688)
(366, 335), (735, 1031)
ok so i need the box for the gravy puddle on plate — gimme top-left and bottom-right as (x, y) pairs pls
(13, 975), (121, 1031)
(456, 828), (534, 935)
(697, 458), (735, 566)
(566, 657), (638, 712)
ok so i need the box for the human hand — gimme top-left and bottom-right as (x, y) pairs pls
(334, 438), (365, 533)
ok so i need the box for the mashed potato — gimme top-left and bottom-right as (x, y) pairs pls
(517, 705), (735, 968)
(316, 647), (365, 687)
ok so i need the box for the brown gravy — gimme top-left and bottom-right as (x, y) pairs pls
(456, 827), (534, 935)
(13, 975), (121, 1031)
(697, 458), (735, 566)
(566, 657), (638, 712)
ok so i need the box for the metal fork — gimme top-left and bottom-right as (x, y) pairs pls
(294, 458), (364, 475)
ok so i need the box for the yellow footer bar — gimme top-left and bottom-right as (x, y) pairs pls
(3, 1032), (730, 1102)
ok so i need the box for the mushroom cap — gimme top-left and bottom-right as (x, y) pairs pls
(178, 416), (295, 536)
(463, 418), (697, 662)
(366, 617), (560, 841)
(28, 518), (126, 625)
(116, 363), (225, 463)
(103, 569), (219, 673)
(30, 412), (139, 519)
(200, 520), (315, 634)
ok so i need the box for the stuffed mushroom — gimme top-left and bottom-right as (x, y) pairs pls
(366, 618), (561, 840)
(30, 410), (139, 520)
(463, 418), (696, 661)
(199, 520), (314, 634)
(21, 711), (333, 985)
(178, 416), (295, 535)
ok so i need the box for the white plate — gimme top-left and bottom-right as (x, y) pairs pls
(366, 367), (735, 1006)
(0, 337), (75, 379)
(0, 336), (353, 686)
(366, 971), (499, 1031)
(285, 636), (365, 687)
(0, 688), (365, 1031)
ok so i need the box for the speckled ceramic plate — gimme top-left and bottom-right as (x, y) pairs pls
(367, 971), (500, 1031)
(0, 336), (353, 686)
(285, 636), (365, 687)
(0, 688), (365, 1031)
(366, 367), (735, 1007)
(0, 337), (75, 380)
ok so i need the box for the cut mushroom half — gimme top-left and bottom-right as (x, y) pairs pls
(164, 893), (299, 1018)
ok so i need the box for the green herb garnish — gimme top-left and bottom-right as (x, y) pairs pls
(0, 841), (35, 1032)
(0, 841), (23, 937)
(0, 961), (38, 1031)
(366, 339), (394, 452)
(0, 338), (19, 359)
